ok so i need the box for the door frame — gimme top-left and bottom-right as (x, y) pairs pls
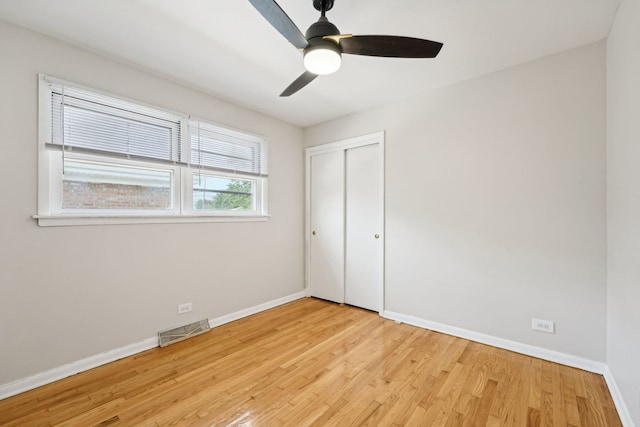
(305, 131), (385, 315)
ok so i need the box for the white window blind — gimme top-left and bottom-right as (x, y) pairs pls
(189, 119), (267, 177)
(49, 81), (182, 164)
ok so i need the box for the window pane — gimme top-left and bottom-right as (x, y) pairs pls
(190, 133), (257, 172)
(188, 119), (265, 175)
(192, 175), (254, 212)
(62, 159), (173, 210)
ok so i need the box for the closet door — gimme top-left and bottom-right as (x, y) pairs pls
(308, 150), (345, 303)
(345, 143), (382, 311)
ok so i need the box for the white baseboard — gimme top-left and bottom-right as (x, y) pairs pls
(208, 291), (306, 328)
(0, 291), (306, 401)
(603, 366), (636, 427)
(382, 310), (606, 374)
(0, 337), (158, 401)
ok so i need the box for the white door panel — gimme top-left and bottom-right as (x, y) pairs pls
(309, 150), (345, 303)
(345, 144), (381, 311)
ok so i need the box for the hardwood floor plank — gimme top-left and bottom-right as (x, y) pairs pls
(487, 352), (523, 423)
(561, 369), (582, 426)
(527, 407), (541, 427)
(528, 357), (543, 410)
(551, 363), (568, 426)
(474, 379), (499, 425)
(0, 298), (622, 426)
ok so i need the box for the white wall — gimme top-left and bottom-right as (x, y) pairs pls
(0, 21), (304, 385)
(305, 42), (607, 362)
(607, 0), (640, 424)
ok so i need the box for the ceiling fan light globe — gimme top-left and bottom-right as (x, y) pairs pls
(304, 46), (342, 75)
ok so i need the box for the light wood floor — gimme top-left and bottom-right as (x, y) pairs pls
(0, 298), (621, 426)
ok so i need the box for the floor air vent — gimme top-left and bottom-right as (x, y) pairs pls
(158, 319), (210, 347)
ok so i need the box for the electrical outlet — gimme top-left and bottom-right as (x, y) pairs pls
(532, 318), (555, 333)
(177, 302), (192, 315)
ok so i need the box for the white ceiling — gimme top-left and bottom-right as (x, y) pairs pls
(0, 0), (620, 127)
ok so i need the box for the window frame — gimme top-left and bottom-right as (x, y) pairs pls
(36, 74), (269, 226)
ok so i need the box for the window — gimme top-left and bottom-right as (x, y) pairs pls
(36, 75), (268, 226)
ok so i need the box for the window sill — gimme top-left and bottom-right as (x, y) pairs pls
(33, 214), (270, 227)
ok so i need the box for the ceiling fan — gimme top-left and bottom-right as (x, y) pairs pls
(249, 0), (444, 96)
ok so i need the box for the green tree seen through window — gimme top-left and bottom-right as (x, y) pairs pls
(195, 179), (253, 211)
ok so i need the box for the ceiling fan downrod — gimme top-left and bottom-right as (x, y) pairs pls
(313, 0), (334, 15)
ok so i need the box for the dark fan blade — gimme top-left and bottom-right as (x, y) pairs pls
(280, 71), (318, 97)
(249, 0), (308, 49)
(339, 35), (443, 58)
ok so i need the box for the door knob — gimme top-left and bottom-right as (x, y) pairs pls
(312, 231), (316, 236)
(374, 234), (379, 239)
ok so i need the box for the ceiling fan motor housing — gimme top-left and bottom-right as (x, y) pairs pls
(305, 16), (340, 41)
(305, 16), (342, 55)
